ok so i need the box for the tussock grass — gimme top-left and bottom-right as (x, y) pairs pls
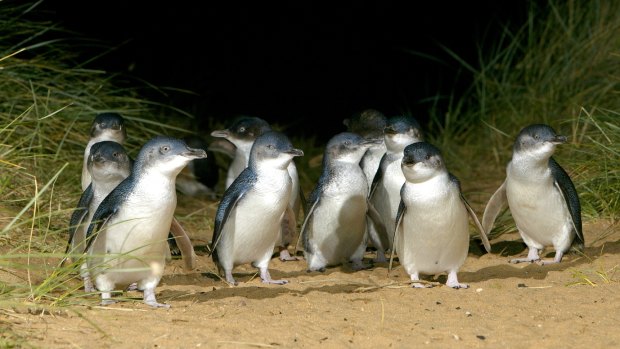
(430, 0), (620, 236)
(0, 1), (202, 319)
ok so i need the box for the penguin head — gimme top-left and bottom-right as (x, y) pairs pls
(401, 142), (445, 182)
(324, 132), (382, 164)
(90, 112), (127, 143)
(211, 116), (271, 149)
(343, 109), (387, 139)
(88, 141), (131, 182)
(136, 136), (208, 177)
(513, 124), (567, 160)
(249, 131), (303, 170)
(383, 115), (424, 152)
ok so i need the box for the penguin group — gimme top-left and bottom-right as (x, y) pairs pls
(66, 110), (584, 307)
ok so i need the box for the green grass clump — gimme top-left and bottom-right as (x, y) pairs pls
(0, 1), (201, 315)
(430, 0), (620, 234)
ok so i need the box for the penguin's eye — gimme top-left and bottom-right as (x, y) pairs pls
(113, 152), (119, 158)
(425, 154), (431, 160)
(344, 140), (351, 146)
(534, 134), (540, 140)
(267, 144), (275, 150)
(238, 126), (246, 133)
(160, 145), (171, 153)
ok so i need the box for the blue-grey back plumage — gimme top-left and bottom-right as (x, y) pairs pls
(209, 130), (303, 285)
(482, 123), (583, 264)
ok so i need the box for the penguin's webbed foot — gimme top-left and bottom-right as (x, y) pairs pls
(143, 288), (170, 309)
(410, 273), (433, 288)
(260, 268), (288, 285)
(278, 248), (298, 261)
(510, 247), (541, 264)
(350, 260), (372, 271)
(83, 277), (96, 293)
(224, 271), (238, 286)
(509, 257), (540, 264)
(446, 272), (469, 289)
(100, 291), (117, 306)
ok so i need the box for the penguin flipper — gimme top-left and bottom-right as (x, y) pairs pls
(66, 185), (93, 254)
(461, 193), (491, 253)
(298, 194), (320, 254)
(481, 180), (508, 237)
(209, 172), (254, 257)
(549, 158), (584, 248)
(368, 152), (388, 199)
(366, 200), (389, 249)
(389, 196), (406, 273)
(169, 217), (197, 271)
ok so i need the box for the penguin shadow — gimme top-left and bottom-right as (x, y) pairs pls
(457, 239), (615, 284)
(159, 279), (377, 304)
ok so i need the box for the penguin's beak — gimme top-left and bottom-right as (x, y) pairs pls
(210, 130), (230, 138)
(384, 126), (398, 135)
(402, 156), (415, 167)
(551, 135), (567, 144)
(286, 148), (304, 157)
(361, 137), (383, 146)
(184, 147), (208, 159)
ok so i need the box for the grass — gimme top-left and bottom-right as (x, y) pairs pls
(428, 0), (620, 236)
(0, 0), (619, 345)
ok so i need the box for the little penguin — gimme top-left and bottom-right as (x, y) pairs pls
(66, 141), (131, 292)
(81, 112), (126, 191)
(343, 109), (389, 262)
(482, 124), (583, 264)
(368, 115), (424, 254)
(211, 116), (303, 261)
(209, 131), (304, 285)
(300, 132), (382, 271)
(392, 142), (491, 288)
(84, 136), (207, 307)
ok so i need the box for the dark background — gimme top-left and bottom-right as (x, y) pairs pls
(40, 1), (531, 142)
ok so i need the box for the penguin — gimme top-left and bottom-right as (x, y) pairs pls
(210, 131), (304, 285)
(300, 132), (382, 271)
(392, 142), (491, 288)
(211, 116), (303, 261)
(175, 134), (219, 199)
(84, 136), (207, 307)
(343, 109), (389, 262)
(66, 141), (131, 292)
(368, 115), (424, 255)
(342, 109), (388, 192)
(81, 112), (126, 191)
(79, 112), (195, 265)
(482, 124), (583, 264)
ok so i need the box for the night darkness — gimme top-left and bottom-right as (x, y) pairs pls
(41, 1), (529, 141)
